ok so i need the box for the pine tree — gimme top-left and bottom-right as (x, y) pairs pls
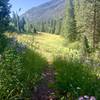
(55, 19), (62, 34)
(51, 20), (56, 34)
(12, 12), (26, 33)
(33, 27), (37, 34)
(64, 0), (77, 41)
(20, 17), (26, 32)
(41, 22), (45, 32)
(74, 0), (83, 33)
(92, 0), (100, 48)
(49, 20), (54, 33)
(75, 0), (100, 49)
(0, 0), (10, 52)
(83, 35), (90, 54)
(29, 24), (33, 33)
(24, 19), (30, 33)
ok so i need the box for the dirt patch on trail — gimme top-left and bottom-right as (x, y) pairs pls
(31, 66), (57, 100)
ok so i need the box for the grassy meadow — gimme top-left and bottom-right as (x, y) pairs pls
(4, 32), (99, 99)
(12, 32), (80, 62)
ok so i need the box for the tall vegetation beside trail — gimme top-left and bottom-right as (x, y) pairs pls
(0, 39), (47, 99)
(53, 57), (100, 99)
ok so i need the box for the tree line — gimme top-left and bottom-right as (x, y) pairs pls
(10, 13), (63, 35)
(67, 0), (100, 49)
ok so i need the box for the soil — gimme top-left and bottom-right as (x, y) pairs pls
(31, 65), (57, 100)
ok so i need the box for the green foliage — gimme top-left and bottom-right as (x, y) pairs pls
(51, 20), (56, 34)
(20, 17), (26, 33)
(33, 27), (37, 34)
(75, 0), (100, 48)
(55, 19), (62, 35)
(23, 49), (47, 86)
(53, 57), (100, 99)
(0, 0), (10, 52)
(41, 22), (45, 32)
(0, 0), (10, 33)
(82, 35), (90, 54)
(63, 0), (77, 42)
(0, 48), (24, 99)
(0, 45), (47, 99)
(28, 19), (63, 35)
(11, 12), (26, 33)
(0, 34), (8, 53)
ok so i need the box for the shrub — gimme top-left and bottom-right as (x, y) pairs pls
(22, 49), (47, 96)
(0, 46), (47, 99)
(0, 34), (8, 53)
(0, 48), (24, 99)
(53, 57), (100, 99)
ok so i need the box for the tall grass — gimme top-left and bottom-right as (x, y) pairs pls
(22, 49), (47, 96)
(0, 46), (47, 99)
(53, 57), (100, 99)
(0, 48), (24, 99)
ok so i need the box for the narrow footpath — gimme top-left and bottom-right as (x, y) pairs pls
(31, 65), (57, 100)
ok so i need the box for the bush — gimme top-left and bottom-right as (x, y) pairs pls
(53, 57), (100, 99)
(0, 46), (47, 99)
(22, 49), (47, 96)
(0, 34), (8, 53)
(0, 48), (24, 99)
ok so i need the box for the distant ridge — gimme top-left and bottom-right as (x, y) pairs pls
(22, 0), (66, 22)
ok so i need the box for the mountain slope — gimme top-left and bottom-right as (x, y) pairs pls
(22, 0), (66, 22)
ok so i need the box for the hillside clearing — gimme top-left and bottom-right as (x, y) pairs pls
(15, 32), (80, 62)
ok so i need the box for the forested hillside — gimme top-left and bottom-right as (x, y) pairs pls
(0, 0), (100, 100)
(22, 0), (65, 22)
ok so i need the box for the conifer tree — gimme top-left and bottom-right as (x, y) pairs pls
(33, 27), (37, 34)
(75, 0), (100, 49)
(51, 20), (56, 34)
(0, 0), (10, 52)
(41, 22), (45, 32)
(65, 0), (77, 41)
(55, 19), (62, 34)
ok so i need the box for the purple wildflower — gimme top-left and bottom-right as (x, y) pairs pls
(78, 96), (84, 100)
(90, 96), (96, 100)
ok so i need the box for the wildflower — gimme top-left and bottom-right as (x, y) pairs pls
(78, 96), (84, 100)
(84, 95), (89, 99)
(90, 96), (96, 100)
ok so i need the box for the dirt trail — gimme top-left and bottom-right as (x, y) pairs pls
(31, 65), (57, 100)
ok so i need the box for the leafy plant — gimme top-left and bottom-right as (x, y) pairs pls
(0, 45), (47, 99)
(53, 57), (100, 99)
(0, 48), (24, 99)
